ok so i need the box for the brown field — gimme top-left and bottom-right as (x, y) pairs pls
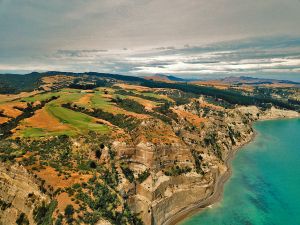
(0, 102), (27, 118)
(173, 108), (207, 127)
(75, 93), (93, 105)
(263, 83), (297, 88)
(232, 85), (254, 92)
(41, 75), (75, 84)
(0, 117), (9, 124)
(111, 105), (150, 119)
(41, 75), (75, 91)
(200, 101), (223, 110)
(35, 166), (92, 190)
(20, 108), (70, 131)
(56, 192), (79, 212)
(0, 90), (42, 103)
(135, 120), (180, 144)
(114, 83), (154, 92)
(127, 96), (158, 111)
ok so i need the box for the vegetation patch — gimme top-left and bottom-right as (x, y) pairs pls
(164, 165), (192, 176)
(47, 104), (109, 134)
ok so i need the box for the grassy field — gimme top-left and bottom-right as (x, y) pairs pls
(46, 104), (109, 133)
(90, 93), (112, 108)
(21, 127), (76, 137)
(21, 92), (60, 102)
(4, 86), (172, 138)
(13, 89), (111, 137)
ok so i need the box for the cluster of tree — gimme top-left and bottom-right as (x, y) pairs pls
(191, 150), (203, 174)
(112, 97), (145, 114)
(203, 132), (222, 160)
(140, 80), (297, 110)
(62, 103), (139, 131)
(164, 165), (192, 176)
(0, 72), (43, 94)
(33, 200), (57, 225)
(112, 97), (176, 124)
(16, 213), (29, 225)
(69, 79), (108, 90)
(288, 98), (300, 105)
(114, 89), (168, 103)
(137, 169), (150, 183)
(73, 179), (143, 225)
(120, 163), (135, 183)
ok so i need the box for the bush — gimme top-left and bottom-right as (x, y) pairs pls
(137, 170), (150, 183)
(120, 163), (135, 183)
(33, 200), (57, 225)
(164, 165), (192, 176)
(64, 205), (75, 217)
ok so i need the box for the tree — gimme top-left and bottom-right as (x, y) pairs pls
(64, 205), (74, 217)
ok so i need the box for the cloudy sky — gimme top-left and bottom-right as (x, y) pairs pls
(1, 0), (300, 80)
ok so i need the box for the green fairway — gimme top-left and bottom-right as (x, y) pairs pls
(56, 91), (85, 103)
(21, 92), (60, 102)
(21, 127), (75, 137)
(46, 104), (109, 133)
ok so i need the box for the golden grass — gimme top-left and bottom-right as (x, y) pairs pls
(172, 108), (207, 127)
(0, 117), (9, 124)
(114, 83), (153, 92)
(20, 108), (71, 131)
(35, 166), (92, 190)
(0, 102), (27, 118)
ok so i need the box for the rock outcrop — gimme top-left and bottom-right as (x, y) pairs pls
(0, 163), (50, 225)
(122, 100), (299, 225)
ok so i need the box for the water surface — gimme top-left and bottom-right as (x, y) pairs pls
(183, 119), (300, 225)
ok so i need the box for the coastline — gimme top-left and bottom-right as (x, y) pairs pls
(165, 131), (256, 225)
(165, 114), (300, 225)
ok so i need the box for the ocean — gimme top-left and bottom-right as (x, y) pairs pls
(182, 119), (300, 225)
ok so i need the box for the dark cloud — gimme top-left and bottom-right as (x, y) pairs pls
(0, 1), (300, 81)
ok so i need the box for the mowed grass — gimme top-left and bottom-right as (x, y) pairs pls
(46, 104), (109, 133)
(90, 94), (112, 108)
(21, 92), (60, 103)
(18, 90), (110, 137)
(21, 127), (75, 138)
(13, 88), (172, 137)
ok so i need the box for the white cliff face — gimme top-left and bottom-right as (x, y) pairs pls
(0, 163), (50, 225)
(237, 106), (300, 120)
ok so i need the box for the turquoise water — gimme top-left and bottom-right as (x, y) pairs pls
(183, 119), (300, 225)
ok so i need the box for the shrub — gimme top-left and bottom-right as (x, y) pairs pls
(64, 205), (75, 217)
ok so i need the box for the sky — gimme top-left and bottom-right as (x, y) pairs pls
(0, 0), (300, 81)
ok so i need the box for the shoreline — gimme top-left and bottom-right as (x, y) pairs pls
(165, 131), (256, 225)
(165, 115), (300, 225)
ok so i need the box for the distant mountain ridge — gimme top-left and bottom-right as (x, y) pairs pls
(0, 71), (299, 95)
(219, 76), (300, 85)
(142, 74), (186, 82)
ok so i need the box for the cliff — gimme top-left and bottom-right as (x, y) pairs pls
(123, 101), (299, 225)
(0, 163), (50, 225)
